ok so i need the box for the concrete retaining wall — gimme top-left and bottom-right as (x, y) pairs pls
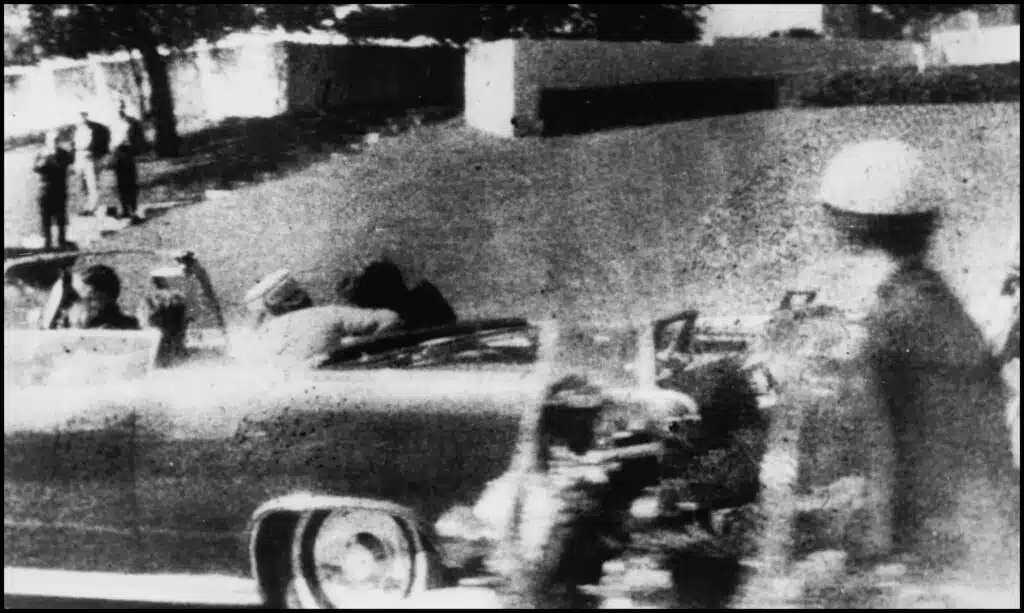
(4, 40), (464, 144)
(465, 40), (518, 137)
(465, 37), (927, 137)
(933, 25), (1021, 67)
(282, 43), (464, 114)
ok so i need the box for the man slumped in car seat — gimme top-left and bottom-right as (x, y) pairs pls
(338, 259), (457, 331)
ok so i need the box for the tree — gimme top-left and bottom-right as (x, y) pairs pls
(868, 4), (999, 39)
(872, 4), (998, 26)
(24, 4), (705, 156)
(4, 4), (37, 66)
(334, 4), (708, 47)
(26, 4), (339, 158)
(4, 29), (38, 67)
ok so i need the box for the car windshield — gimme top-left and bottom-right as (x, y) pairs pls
(548, 320), (655, 387)
(319, 321), (542, 371)
(320, 319), (656, 385)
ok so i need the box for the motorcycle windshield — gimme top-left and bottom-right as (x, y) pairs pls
(547, 319), (656, 389)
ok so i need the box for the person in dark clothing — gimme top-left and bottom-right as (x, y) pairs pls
(58, 264), (140, 330)
(403, 279), (458, 330)
(33, 130), (74, 250)
(338, 259), (409, 313)
(110, 102), (145, 222)
(338, 258), (458, 331)
(794, 140), (1018, 572)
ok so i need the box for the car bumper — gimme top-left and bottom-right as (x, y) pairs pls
(3, 567), (506, 610)
(3, 568), (264, 609)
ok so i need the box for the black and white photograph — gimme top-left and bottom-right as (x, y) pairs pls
(3, 3), (1020, 609)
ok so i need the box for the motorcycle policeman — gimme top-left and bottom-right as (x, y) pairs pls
(786, 140), (1019, 576)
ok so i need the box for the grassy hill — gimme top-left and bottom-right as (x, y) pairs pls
(97, 103), (1020, 327)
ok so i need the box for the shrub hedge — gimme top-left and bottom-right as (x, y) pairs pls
(797, 62), (1020, 107)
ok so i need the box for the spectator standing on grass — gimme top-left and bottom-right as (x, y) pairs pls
(32, 129), (74, 250)
(110, 101), (146, 223)
(72, 110), (111, 216)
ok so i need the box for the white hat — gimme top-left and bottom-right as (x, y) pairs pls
(244, 269), (305, 312)
(817, 140), (939, 216)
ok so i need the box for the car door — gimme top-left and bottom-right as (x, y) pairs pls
(129, 363), (539, 578)
(4, 328), (163, 574)
(5, 386), (143, 574)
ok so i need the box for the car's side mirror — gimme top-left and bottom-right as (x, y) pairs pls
(653, 310), (699, 356)
(150, 265), (186, 290)
(170, 249), (197, 267)
(780, 290), (817, 310)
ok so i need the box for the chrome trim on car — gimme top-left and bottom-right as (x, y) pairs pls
(2, 567), (262, 607)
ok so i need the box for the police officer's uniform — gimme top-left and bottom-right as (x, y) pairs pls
(780, 140), (1019, 574)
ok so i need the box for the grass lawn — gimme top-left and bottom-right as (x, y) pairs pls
(87, 102), (1019, 329)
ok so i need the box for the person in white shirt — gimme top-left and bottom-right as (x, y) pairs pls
(72, 110), (110, 216)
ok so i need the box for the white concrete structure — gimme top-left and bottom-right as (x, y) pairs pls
(464, 40), (518, 137)
(704, 4), (824, 40)
(464, 37), (924, 137)
(4, 41), (287, 141)
(4, 36), (463, 143)
(932, 25), (1021, 66)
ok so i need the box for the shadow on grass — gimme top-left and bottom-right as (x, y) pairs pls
(139, 105), (460, 196)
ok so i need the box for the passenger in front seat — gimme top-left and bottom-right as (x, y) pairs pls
(57, 264), (140, 330)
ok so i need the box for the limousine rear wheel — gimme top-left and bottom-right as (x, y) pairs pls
(290, 508), (418, 608)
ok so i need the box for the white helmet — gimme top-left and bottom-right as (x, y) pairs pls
(817, 140), (939, 216)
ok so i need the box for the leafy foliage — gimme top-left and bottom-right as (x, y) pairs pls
(868, 4), (1001, 39)
(871, 3), (1000, 27)
(4, 32), (37, 66)
(4, 4), (37, 66)
(826, 5), (1003, 41)
(26, 5), (255, 58)
(335, 4), (708, 47)
(769, 28), (824, 40)
(799, 63), (1021, 107)
(22, 4), (345, 157)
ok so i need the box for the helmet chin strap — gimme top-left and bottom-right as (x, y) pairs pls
(845, 242), (929, 268)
